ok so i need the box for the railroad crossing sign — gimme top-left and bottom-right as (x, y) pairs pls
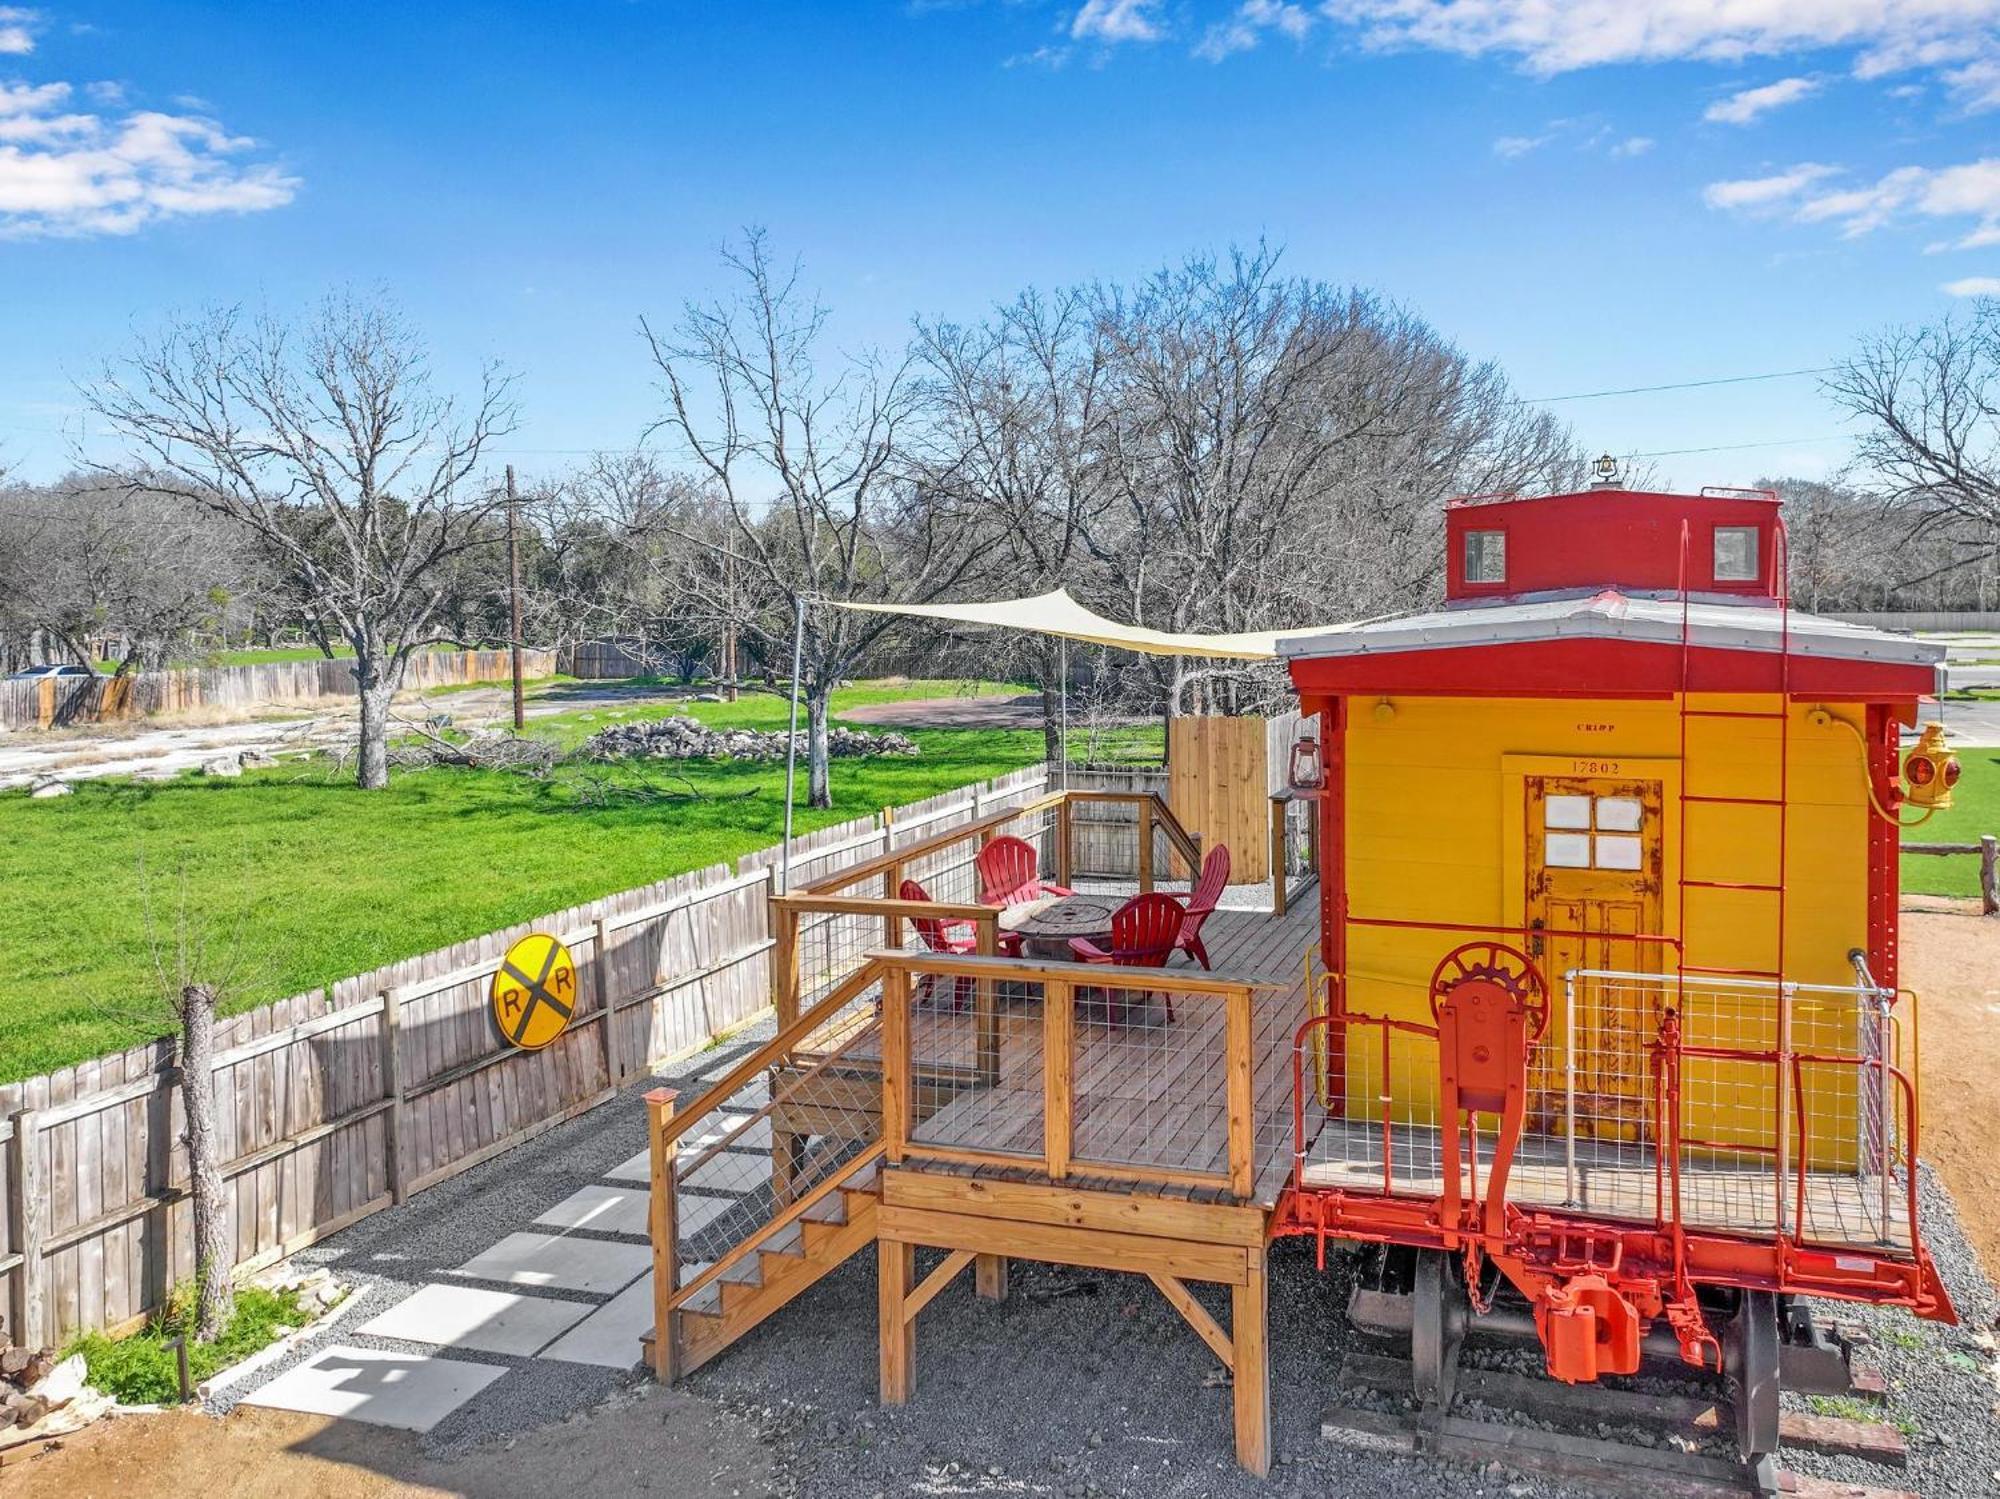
(491, 932), (579, 1050)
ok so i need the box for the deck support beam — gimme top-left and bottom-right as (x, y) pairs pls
(879, 1238), (916, 1404)
(975, 1253), (1009, 1302)
(1232, 1256), (1272, 1477)
(1147, 1272), (1233, 1370)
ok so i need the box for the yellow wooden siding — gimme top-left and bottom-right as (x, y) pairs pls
(1336, 696), (1877, 1167)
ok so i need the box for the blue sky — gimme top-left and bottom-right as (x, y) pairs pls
(2, 1), (1997, 488)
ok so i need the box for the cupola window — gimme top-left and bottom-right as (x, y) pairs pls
(1464, 529), (1507, 585)
(1713, 525), (1759, 583)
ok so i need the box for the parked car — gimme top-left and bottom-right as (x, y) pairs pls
(5, 664), (94, 681)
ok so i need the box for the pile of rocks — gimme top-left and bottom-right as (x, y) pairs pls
(580, 714), (918, 763)
(0, 1343), (83, 1431)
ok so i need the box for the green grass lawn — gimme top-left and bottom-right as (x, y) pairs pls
(0, 679), (1039, 1082)
(1900, 750), (2000, 899)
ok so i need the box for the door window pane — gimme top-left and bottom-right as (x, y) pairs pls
(1545, 833), (1591, 867)
(1595, 796), (1642, 831)
(1465, 529), (1506, 584)
(1714, 526), (1759, 582)
(1594, 834), (1643, 870)
(1544, 794), (1592, 829)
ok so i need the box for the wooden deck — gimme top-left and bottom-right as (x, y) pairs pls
(874, 889), (1914, 1254)
(884, 893), (1319, 1209)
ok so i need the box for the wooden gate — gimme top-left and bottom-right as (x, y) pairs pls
(1167, 715), (1273, 883)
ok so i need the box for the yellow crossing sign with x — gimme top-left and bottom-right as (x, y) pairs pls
(491, 932), (579, 1051)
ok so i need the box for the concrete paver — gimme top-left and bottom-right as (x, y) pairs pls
(451, 1232), (651, 1295)
(355, 1283), (594, 1356)
(533, 1185), (652, 1238)
(240, 1345), (508, 1431)
(537, 1278), (656, 1369)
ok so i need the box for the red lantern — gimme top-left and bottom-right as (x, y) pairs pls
(1289, 732), (1326, 792)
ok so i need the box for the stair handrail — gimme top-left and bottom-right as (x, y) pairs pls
(660, 958), (883, 1152)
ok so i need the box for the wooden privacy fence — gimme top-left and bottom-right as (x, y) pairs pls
(0, 649), (556, 731)
(1904, 835), (2000, 915)
(0, 765), (1054, 1348)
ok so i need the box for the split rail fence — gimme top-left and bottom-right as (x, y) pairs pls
(0, 648), (556, 731)
(0, 764), (1053, 1348)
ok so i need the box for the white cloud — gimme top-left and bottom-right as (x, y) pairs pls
(1196, 0), (1314, 61)
(0, 80), (297, 237)
(1612, 135), (1655, 156)
(1705, 75), (1819, 124)
(1942, 275), (2000, 295)
(1705, 156), (2000, 249)
(1492, 133), (1548, 158)
(1700, 162), (1837, 211)
(1071, 0), (1163, 44)
(0, 7), (40, 55)
(1320, 2), (2000, 109)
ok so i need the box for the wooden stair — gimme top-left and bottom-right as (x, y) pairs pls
(643, 1158), (882, 1376)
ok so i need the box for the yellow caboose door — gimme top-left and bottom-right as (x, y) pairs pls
(1524, 776), (1666, 1142)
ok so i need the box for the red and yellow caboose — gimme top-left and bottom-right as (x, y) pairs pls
(1271, 479), (1956, 1470)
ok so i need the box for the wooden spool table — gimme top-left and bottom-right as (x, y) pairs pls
(999, 894), (1119, 960)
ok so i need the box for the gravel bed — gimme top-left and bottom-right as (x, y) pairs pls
(207, 975), (1997, 1497)
(204, 1017), (778, 1455)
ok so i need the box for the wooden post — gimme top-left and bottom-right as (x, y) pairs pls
(974, 917), (1000, 1088)
(1043, 977), (1074, 1179)
(881, 966), (909, 1164)
(595, 917), (620, 1089)
(1982, 834), (1998, 916)
(975, 1254), (1009, 1303)
(878, 1236), (916, 1404)
(381, 987), (407, 1205)
(1056, 797), (1074, 888)
(1137, 798), (1155, 892)
(1232, 1255), (1272, 1477)
(1269, 795), (1289, 918)
(645, 1088), (680, 1380)
(10, 1111), (41, 1347)
(884, 859), (904, 952)
(772, 900), (800, 1029)
(1225, 987), (1254, 1199)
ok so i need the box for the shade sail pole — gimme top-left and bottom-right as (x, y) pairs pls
(1058, 637), (1069, 791)
(781, 595), (806, 894)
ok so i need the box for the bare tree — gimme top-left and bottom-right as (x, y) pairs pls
(0, 473), (267, 674)
(126, 856), (250, 1342)
(643, 231), (988, 806)
(1828, 300), (2000, 563)
(912, 286), (1112, 760)
(84, 293), (517, 787)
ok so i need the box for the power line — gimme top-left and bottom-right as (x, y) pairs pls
(1522, 366), (1839, 404)
(1625, 434), (1845, 459)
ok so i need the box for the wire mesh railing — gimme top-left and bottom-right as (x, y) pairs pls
(879, 950), (1273, 1198)
(1294, 963), (1916, 1253)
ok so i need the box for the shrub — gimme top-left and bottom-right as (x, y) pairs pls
(66, 1283), (316, 1405)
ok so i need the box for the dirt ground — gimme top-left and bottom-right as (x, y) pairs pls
(1, 1387), (778, 1499)
(1899, 899), (2000, 1279)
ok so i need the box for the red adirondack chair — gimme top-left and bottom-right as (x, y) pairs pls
(901, 877), (977, 1009)
(1175, 843), (1231, 969)
(976, 835), (1072, 908)
(1069, 891), (1184, 1021)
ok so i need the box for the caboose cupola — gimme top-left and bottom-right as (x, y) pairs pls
(1446, 483), (1783, 602)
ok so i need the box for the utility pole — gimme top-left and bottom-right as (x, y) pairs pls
(721, 547), (739, 702)
(505, 464), (525, 732)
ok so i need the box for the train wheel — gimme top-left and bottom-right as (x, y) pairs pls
(1726, 1290), (1781, 1475)
(1410, 1249), (1467, 1421)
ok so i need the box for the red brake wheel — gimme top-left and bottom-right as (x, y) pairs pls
(1427, 941), (1551, 1041)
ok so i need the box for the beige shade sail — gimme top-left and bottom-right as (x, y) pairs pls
(828, 588), (1338, 661)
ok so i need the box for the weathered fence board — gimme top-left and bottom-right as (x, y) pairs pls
(0, 764), (1049, 1345)
(0, 649), (557, 731)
